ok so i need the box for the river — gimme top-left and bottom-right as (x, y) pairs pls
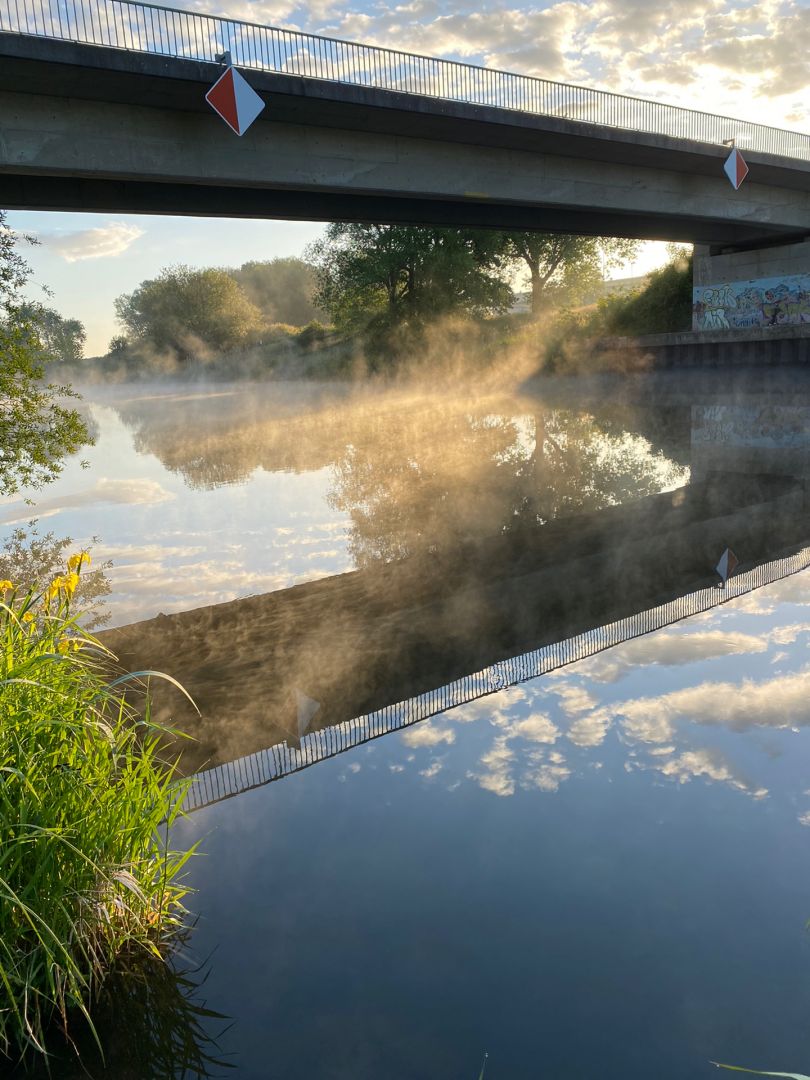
(12, 372), (810, 1079)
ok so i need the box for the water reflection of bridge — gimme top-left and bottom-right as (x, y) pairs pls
(99, 468), (808, 812)
(182, 542), (810, 811)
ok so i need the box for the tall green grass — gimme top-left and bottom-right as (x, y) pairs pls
(0, 557), (195, 1065)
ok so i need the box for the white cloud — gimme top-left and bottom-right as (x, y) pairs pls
(400, 723), (456, 748)
(567, 709), (611, 747)
(615, 668), (810, 737)
(507, 713), (560, 744)
(583, 629), (768, 683)
(0, 478), (174, 525)
(420, 759), (443, 779)
(525, 761), (571, 792)
(646, 748), (768, 800)
(295, 0), (810, 128)
(40, 222), (144, 263)
(552, 684), (598, 716)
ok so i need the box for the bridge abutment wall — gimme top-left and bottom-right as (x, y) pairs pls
(692, 240), (810, 331)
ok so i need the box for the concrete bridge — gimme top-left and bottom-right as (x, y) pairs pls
(2, 0), (810, 261)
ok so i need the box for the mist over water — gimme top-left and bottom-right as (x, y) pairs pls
(14, 367), (810, 1078)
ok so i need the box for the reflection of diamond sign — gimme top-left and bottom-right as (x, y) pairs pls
(715, 547), (739, 584)
(723, 147), (749, 190)
(205, 66), (266, 136)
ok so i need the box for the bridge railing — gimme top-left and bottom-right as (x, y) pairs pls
(182, 540), (810, 812)
(2, 0), (810, 161)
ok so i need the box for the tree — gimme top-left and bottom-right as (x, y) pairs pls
(499, 233), (640, 315)
(229, 258), (321, 326)
(114, 265), (264, 356)
(18, 302), (86, 363)
(0, 211), (90, 496)
(307, 224), (513, 345)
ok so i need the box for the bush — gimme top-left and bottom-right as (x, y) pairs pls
(296, 320), (328, 349)
(599, 256), (693, 336)
(0, 556), (194, 1065)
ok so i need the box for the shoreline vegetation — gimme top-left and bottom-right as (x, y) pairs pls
(43, 233), (692, 388)
(0, 559), (195, 1069)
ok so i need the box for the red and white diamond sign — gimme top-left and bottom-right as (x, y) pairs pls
(723, 147), (749, 190)
(206, 66), (266, 136)
(715, 547), (739, 584)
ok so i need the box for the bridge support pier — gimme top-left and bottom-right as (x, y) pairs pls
(692, 239), (810, 331)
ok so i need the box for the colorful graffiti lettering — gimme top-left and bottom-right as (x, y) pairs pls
(693, 274), (810, 331)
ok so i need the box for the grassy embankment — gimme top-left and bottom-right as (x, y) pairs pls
(0, 556), (194, 1066)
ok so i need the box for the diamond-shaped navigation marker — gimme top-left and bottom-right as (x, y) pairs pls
(715, 547), (739, 585)
(723, 147), (749, 190)
(205, 66), (266, 136)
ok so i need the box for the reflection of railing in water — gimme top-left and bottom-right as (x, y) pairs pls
(183, 543), (810, 812)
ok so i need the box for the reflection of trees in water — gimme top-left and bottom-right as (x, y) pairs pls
(17, 952), (231, 1080)
(328, 404), (689, 567)
(110, 385), (687, 564)
(111, 387), (354, 490)
(329, 404), (526, 564)
(0, 524), (111, 628)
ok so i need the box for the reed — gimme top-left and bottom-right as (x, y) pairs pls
(0, 557), (195, 1065)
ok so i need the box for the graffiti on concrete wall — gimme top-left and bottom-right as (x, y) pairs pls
(692, 273), (810, 330)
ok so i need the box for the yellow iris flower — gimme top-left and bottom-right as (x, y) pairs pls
(67, 552), (91, 573)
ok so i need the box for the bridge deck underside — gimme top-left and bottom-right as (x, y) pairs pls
(1, 34), (809, 247)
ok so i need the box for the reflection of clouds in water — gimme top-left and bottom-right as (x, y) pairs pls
(401, 723), (455, 748)
(637, 748), (767, 801)
(733, 573), (810, 614)
(460, 689), (569, 796)
(94, 542), (206, 561)
(503, 714), (560, 744)
(613, 668), (810, 737)
(419, 759), (444, 780)
(567, 710), (612, 748)
(0, 478), (175, 525)
(552, 685), (598, 716)
(769, 622), (810, 645)
(525, 758), (571, 793)
(471, 736), (515, 797)
(580, 629), (769, 683)
(105, 559), (347, 624)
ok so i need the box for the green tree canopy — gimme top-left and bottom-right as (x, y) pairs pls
(18, 302), (86, 363)
(500, 233), (640, 315)
(0, 211), (90, 496)
(308, 224), (513, 344)
(599, 251), (693, 335)
(114, 265), (264, 356)
(229, 258), (321, 327)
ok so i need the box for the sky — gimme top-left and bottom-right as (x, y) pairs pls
(7, 0), (810, 353)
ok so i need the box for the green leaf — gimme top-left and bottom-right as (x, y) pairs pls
(711, 1062), (810, 1078)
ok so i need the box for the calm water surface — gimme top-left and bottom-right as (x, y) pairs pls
(10, 376), (810, 1078)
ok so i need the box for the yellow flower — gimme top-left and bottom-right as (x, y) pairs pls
(67, 552), (91, 573)
(0, 580), (13, 593)
(43, 579), (61, 603)
(57, 639), (70, 654)
(21, 611), (35, 624)
(61, 572), (80, 596)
